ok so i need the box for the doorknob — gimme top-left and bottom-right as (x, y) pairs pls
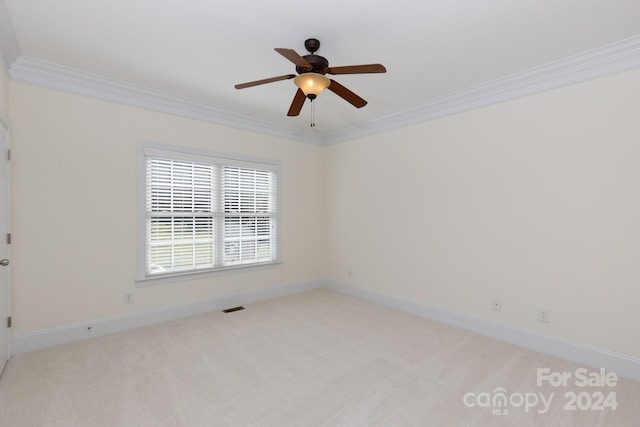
(0, 259), (8, 266)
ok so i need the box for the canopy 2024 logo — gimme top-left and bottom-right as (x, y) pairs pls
(463, 367), (618, 416)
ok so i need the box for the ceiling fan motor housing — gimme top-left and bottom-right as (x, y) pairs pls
(296, 38), (328, 75)
(296, 54), (329, 75)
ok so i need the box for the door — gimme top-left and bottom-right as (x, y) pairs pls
(0, 120), (9, 375)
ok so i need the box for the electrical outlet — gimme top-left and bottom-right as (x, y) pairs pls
(492, 299), (502, 312)
(124, 292), (134, 304)
(537, 309), (550, 323)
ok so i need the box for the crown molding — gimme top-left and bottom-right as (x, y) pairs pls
(0, 0), (20, 70)
(323, 35), (640, 145)
(9, 56), (324, 145)
(5, 31), (640, 145)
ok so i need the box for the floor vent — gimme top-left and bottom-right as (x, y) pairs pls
(222, 306), (245, 313)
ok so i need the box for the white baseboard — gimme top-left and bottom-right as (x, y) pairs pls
(10, 278), (323, 355)
(10, 277), (640, 383)
(324, 280), (640, 382)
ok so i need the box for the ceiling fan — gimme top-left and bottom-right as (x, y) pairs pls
(234, 38), (386, 117)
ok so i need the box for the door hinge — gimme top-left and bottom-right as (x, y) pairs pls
(6, 317), (11, 328)
(6, 149), (10, 161)
(6, 233), (10, 245)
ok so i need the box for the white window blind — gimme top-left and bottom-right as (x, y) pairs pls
(141, 146), (278, 279)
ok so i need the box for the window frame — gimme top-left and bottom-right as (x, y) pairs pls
(136, 142), (281, 285)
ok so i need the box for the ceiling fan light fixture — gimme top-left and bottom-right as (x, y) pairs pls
(294, 73), (330, 97)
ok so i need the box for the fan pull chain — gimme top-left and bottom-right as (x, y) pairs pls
(310, 99), (316, 127)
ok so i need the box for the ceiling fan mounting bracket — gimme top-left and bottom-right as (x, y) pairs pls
(304, 38), (321, 54)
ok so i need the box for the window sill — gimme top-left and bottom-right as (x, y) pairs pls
(135, 261), (283, 287)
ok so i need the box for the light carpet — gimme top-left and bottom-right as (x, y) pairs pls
(0, 289), (638, 426)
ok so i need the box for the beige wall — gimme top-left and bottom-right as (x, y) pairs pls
(325, 69), (640, 358)
(7, 67), (640, 360)
(9, 82), (326, 334)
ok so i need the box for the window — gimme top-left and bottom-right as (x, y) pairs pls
(138, 144), (279, 281)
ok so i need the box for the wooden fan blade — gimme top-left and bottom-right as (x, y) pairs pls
(275, 48), (312, 70)
(326, 64), (386, 75)
(287, 89), (307, 116)
(235, 74), (296, 89)
(327, 80), (367, 108)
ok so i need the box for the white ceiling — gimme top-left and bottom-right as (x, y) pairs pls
(2, 0), (640, 142)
